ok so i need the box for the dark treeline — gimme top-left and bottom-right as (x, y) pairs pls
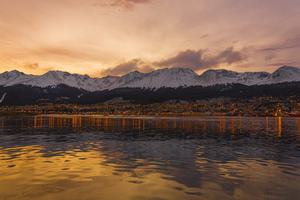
(0, 82), (300, 105)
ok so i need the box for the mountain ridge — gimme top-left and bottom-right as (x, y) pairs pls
(0, 66), (299, 91)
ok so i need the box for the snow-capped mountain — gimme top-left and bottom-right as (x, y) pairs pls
(236, 72), (270, 85)
(0, 70), (122, 91)
(0, 66), (299, 91)
(269, 66), (300, 83)
(198, 69), (270, 86)
(108, 71), (145, 89)
(95, 76), (120, 90)
(21, 71), (118, 91)
(0, 70), (35, 86)
(198, 69), (239, 86)
(119, 68), (201, 89)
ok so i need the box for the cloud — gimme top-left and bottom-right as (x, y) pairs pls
(259, 34), (300, 52)
(23, 63), (40, 70)
(32, 46), (103, 62)
(155, 47), (246, 70)
(94, 0), (151, 9)
(209, 47), (245, 66)
(102, 47), (246, 76)
(154, 49), (205, 69)
(23, 63), (55, 71)
(260, 44), (300, 51)
(264, 54), (277, 61)
(267, 62), (298, 67)
(102, 59), (154, 75)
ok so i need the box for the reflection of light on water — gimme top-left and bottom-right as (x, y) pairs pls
(72, 116), (82, 128)
(1, 116), (300, 200)
(265, 117), (269, 130)
(1, 144), (297, 200)
(3, 115), (299, 138)
(277, 117), (282, 137)
(0, 145), (205, 200)
(230, 118), (236, 134)
(0, 145), (114, 183)
(238, 116), (242, 131)
(219, 116), (226, 134)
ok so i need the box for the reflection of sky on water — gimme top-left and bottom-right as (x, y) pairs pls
(0, 115), (300, 200)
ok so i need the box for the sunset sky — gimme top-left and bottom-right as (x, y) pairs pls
(0, 0), (299, 77)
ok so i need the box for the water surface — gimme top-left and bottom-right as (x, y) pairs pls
(0, 115), (300, 200)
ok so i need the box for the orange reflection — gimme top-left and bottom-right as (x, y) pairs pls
(0, 145), (197, 200)
(230, 118), (236, 134)
(3, 115), (293, 138)
(72, 116), (82, 128)
(0, 146), (113, 183)
(219, 116), (226, 134)
(277, 117), (282, 137)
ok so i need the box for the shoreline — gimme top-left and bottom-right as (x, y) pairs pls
(0, 112), (299, 118)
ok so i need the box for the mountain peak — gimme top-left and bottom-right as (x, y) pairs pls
(149, 68), (199, 78)
(122, 67), (201, 89)
(203, 68), (238, 75)
(0, 70), (34, 86)
(4, 70), (25, 76)
(44, 70), (71, 76)
(275, 65), (300, 72)
(1, 66), (300, 91)
(271, 66), (300, 83)
(156, 67), (195, 73)
(125, 70), (144, 77)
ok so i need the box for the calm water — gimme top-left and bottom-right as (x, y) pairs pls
(0, 115), (300, 200)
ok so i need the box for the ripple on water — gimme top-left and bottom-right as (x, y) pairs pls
(0, 115), (299, 200)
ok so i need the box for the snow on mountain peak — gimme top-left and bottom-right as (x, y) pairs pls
(21, 71), (117, 91)
(198, 69), (273, 86)
(270, 66), (300, 83)
(0, 66), (300, 91)
(124, 71), (145, 79)
(199, 69), (239, 86)
(0, 70), (35, 86)
(6, 70), (24, 75)
(123, 68), (201, 89)
(236, 72), (270, 85)
(108, 71), (145, 89)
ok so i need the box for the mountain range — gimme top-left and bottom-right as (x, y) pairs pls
(0, 66), (300, 91)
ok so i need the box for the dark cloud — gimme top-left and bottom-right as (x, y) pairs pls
(102, 59), (154, 75)
(103, 47), (246, 76)
(264, 54), (277, 61)
(208, 47), (245, 66)
(260, 34), (300, 51)
(154, 50), (205, 69)
(155, 47), (246, 70)
(94, 0), (151, 9)
(267, 62), (298, 67)
(200, 34), (209, 39)
(260, 44), (300, 51)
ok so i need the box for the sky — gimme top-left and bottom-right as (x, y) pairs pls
(0, 0), (300, 77)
